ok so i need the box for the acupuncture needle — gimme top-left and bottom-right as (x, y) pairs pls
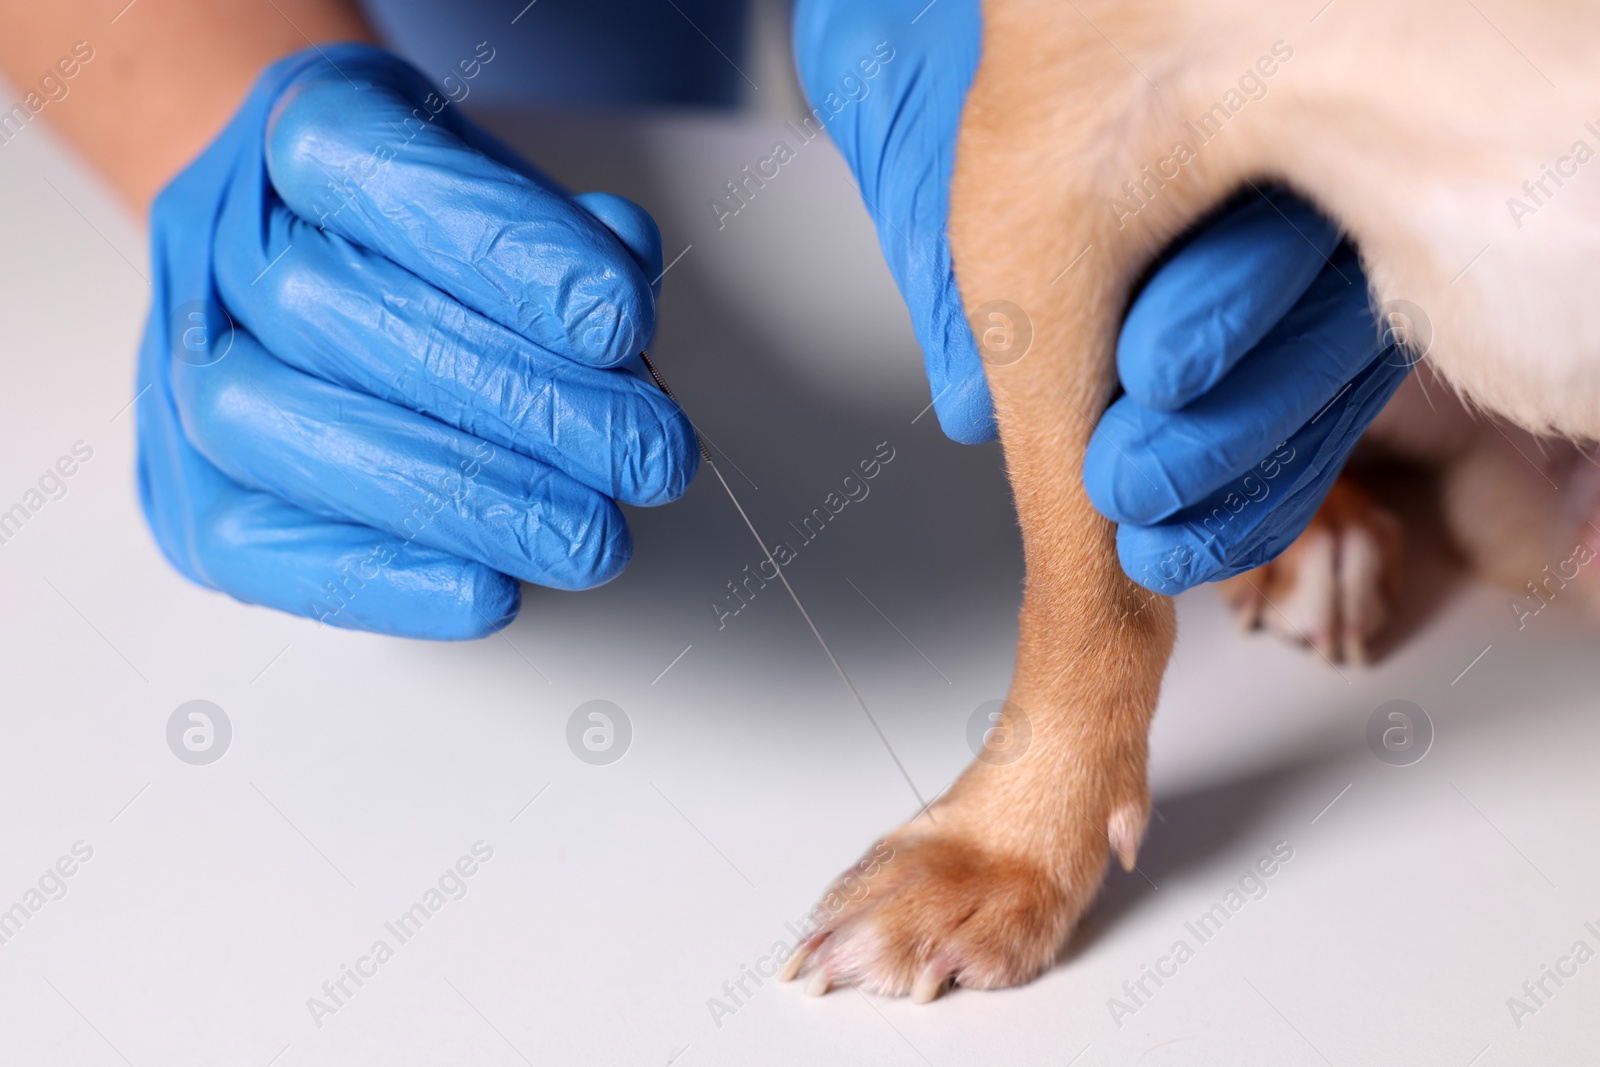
(638, 350), (930, 814)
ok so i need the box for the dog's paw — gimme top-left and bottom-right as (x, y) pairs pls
(1220, 475), (1401, 663)
(780, 833), (1069, 1001)
(780, 817), (1109, 1001)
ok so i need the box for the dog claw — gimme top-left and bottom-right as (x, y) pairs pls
(780, 932), (825, 983)
(1107, 803), (1145, 871)
(912, 964), (950, 1004)
(804, 969), (832, 997)
(778, 950), (807, 983)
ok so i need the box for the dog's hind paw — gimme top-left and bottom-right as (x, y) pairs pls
(1219, 474), (1401, 663)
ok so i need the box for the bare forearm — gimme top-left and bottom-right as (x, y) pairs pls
(0, 0), (374, 211)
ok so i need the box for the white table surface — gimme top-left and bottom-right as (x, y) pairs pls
(0, 77), (1596, 1067)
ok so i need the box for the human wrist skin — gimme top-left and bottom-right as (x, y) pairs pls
(0, 0), (375, 211)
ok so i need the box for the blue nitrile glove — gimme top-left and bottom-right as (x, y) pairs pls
(793, 0), (991, 443)
(137, 44), (697, 640)
(1084, 191), (1415, 594)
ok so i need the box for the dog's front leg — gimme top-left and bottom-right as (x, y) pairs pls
(781, 13), (1179, 997)
(779, 276), (1175, 997)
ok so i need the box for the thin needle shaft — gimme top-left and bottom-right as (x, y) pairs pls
(639, 351), (930, 813)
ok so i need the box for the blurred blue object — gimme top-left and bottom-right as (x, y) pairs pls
(360, 0), (752, 107)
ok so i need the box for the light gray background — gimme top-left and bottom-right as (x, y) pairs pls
(0, 14), (1597, 1067)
